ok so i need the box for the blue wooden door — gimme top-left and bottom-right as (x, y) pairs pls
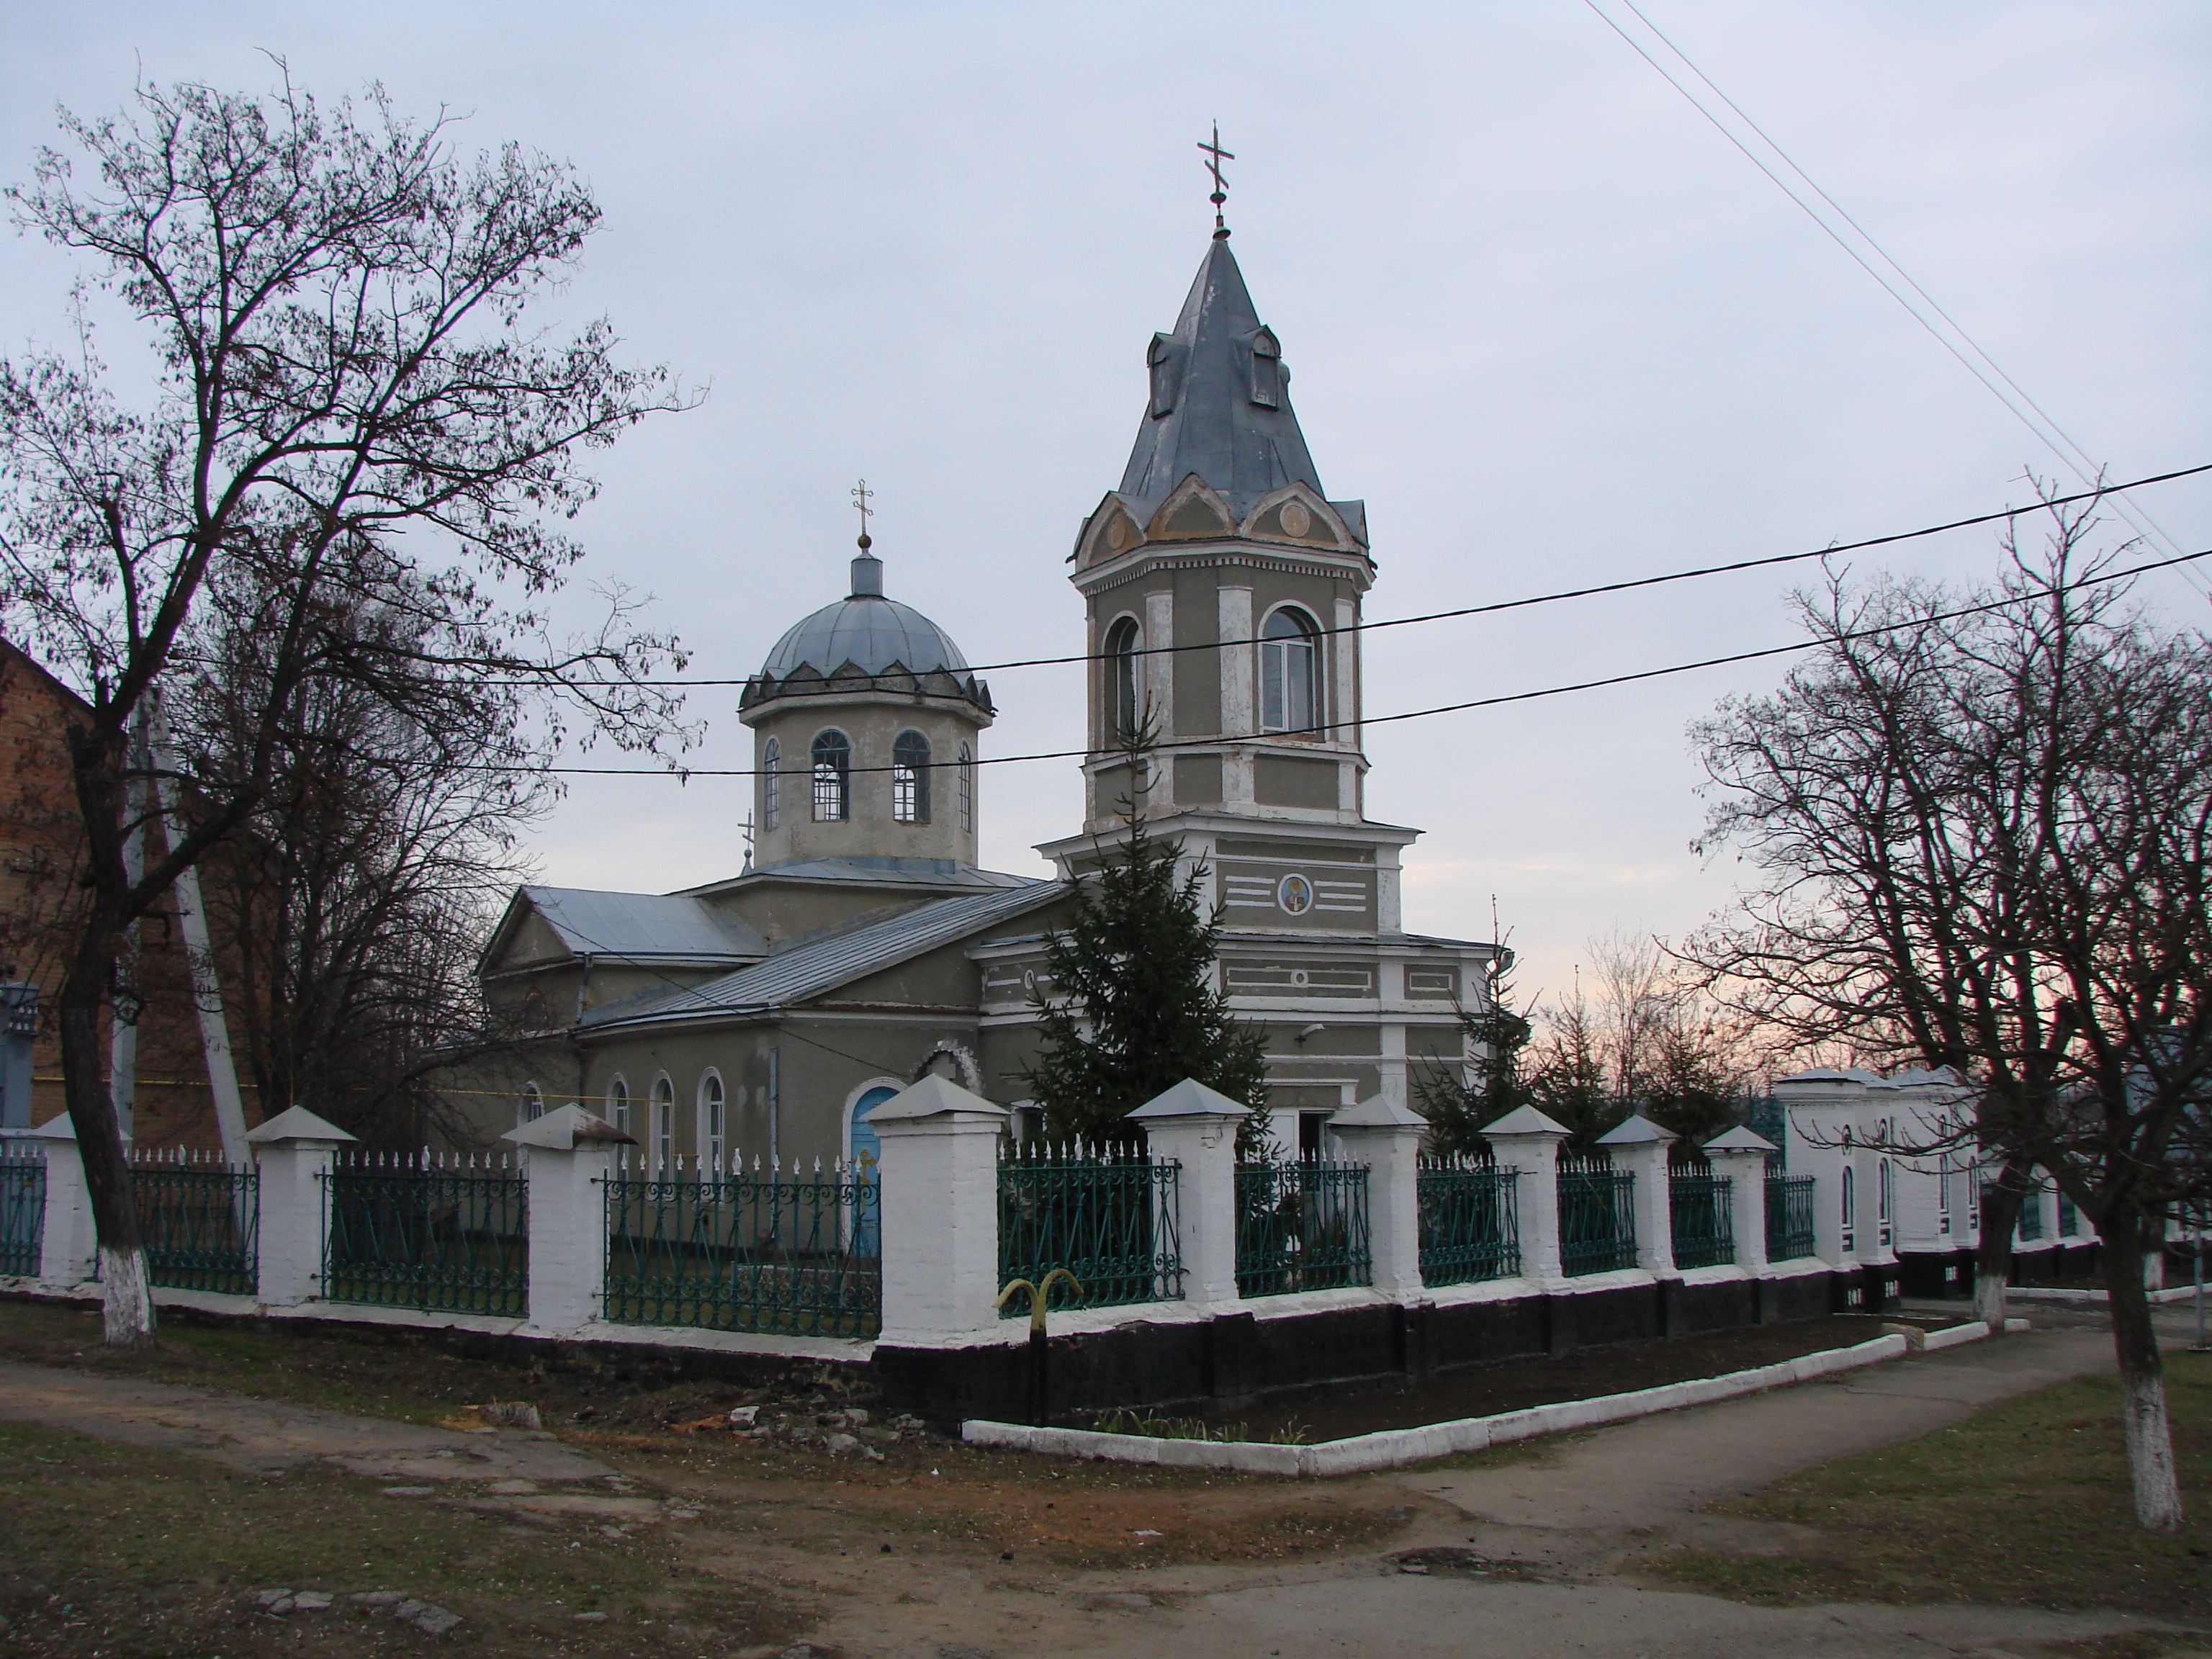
(849, 1085), (896, 1257)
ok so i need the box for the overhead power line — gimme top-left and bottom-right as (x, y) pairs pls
(1583, 0), (2211, 595)
(475, 542), (2212, 779)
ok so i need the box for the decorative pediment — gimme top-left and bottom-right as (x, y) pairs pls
(1075, 494), (1149, 568)
(1242, 484), (1346, 549)
(1148, 475), (1235, 541)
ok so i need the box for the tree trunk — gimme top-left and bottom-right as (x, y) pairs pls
(1974, 1164), (2027, 1329)
(2103, 1217), (2182, 1531)
(58, 911), (155, 1347)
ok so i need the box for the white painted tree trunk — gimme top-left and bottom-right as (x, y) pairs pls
(99, 1244), (155, 1348)
(1973, 1270), (2008, 1329)
(2122, 1367), (2185, 1532)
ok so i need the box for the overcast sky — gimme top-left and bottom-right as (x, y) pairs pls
(5, 2), (2208, 1013)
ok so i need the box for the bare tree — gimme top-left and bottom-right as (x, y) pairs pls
(0, 72), (691, 1344)
(1686, 490), (2212, 1531)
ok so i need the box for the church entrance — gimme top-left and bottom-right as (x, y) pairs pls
(848, 1085), (897, 1258)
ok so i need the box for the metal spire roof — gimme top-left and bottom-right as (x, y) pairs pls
(1118, 237), (1325, 523)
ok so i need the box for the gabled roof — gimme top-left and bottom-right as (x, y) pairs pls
(1118, 238), (1326, 523)
(493, 886), (766, 969)
(579, 881), (1066, 1032)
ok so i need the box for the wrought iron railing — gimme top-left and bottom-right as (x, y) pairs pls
(603, 1156), (881, 1339)
(997, 1143), (1183, 1313)
(2016, 1185), (2046, 1241)
(1557, 1157), (1637, 1277)
(1668, 1167), (1735, 1269)
(0, 1149), (42, 1278)
(1235, 1159), (1372, 1298)
(322, 1154), (527, 1316)
(129, 1150), (258, 1294)
(1416, 1156), (1519, 1285)
(1765, 1174), (1817, 1262)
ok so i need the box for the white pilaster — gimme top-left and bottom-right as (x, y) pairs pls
(1598, 1114), (1678, 1277)
(245, 1105), (356, 1308)
(1483, 1104), (1570, 1287)
(1331, 595), (1357, 744)
(1128, 1078), (1250, 1310)
(30, 1116), (95, 1289)
(1145, 588), (1175, 738)
(871, 1074), (1010, 1345)
(1329, 1095), (1424, 1296)
(505, 1104), (631, 1336)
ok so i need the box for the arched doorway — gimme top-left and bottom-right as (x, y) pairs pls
(848, 1085), (898, 1258)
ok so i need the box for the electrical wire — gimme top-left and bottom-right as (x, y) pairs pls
(1583, 0), (2211, 595)
(457, 541), (2212, 778)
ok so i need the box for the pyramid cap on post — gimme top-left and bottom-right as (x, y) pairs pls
(1480, 1104), (1570, 1139)
(1329, 1094), (1426, 1130)
(866, 1072), (1010, 1125)
(244, 1105), (357, 1146)
(502, 1103), (634, 1150)
(1702, 1125), (1778, 1154)
(1596, 1112), (1678, 1147)
(1126, 1078), (1253, 1123)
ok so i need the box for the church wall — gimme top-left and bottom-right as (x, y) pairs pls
(704, 882), (929, 951)
(1169, 566), (1222, 737)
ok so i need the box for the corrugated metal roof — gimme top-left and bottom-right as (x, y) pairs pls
(525, 886), (765, 961)
(736, 856), (1043, 891)
(581, 881), (1066, 1030)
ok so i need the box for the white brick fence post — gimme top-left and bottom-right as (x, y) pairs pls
(1328, 1094), (1426, 1296)
(246, 1105), (356, 1307)
(871, 1074), (1010, 1345)
(505, 1104), (632, 1336)
(1703, 1125), (1776, 1274)
(1128, 1079), (1251, 1311)
(1483, 1105), (1570, 1287)
(1597, 1112), (1678, 1277)
(31, 1116), (95, 1290)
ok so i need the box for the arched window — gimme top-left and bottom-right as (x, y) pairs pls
(1877, 1158), (1893, 1247)
(651, 1074), (675, 1170)
(606, 1076), (631, 1141)
(761, 737), (780, 832)
(1146, 333), (1178, 418)
(698, 1071), (725, 1169)
(1261, 606), (1321, 733)
(519, 1083), (544, 1125)
(811, 729), (850, 822)
(1105, 617), (1141, 742)
(1840, 1164), (1857, 1254)
(893, 730), (931, 823)
(1249, 327), (1282, 408)
(957, 742), (974, 831)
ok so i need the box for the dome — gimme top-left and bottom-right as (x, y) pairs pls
(745, 550), (990, 713)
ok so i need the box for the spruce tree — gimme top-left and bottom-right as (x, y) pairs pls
(1023, 778), (1269, 1149)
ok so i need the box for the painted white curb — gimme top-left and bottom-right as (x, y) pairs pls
(963, 1323), (2014, 1476)
(2008, 1284), (2199, 1305)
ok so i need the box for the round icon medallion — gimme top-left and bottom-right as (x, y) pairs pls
(1280, 500), (1312, 537)
(1277, 873), (1314, 915)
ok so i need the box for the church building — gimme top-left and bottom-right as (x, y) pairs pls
(464, 220), (1502, 1171)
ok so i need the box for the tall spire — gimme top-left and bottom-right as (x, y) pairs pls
(1117, 236), (1323, 521)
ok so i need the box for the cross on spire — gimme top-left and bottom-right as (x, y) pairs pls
(851, 478), (873, 549)
(1198, 122), (1234, 240)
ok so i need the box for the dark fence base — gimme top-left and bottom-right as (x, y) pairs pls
(874, 1267), (1880, 1429)
(1894, 1241), (2103, 1298)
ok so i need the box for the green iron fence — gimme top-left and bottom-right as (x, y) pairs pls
(1416, 1157), (1519, 1285)
(1236, 1159), (1372, 1298)
(997, 1143), (1183, 1313)
(1668, 1166), (1735, 1269)
(1557, 1157), (1637, 1277)
(322, 1154), (527, 1316)
(1765, 1173), (1817, 1261)
(0, 1148), (41, 1277)
(603, 1155), (881, 1339)
(129, 1151), (258, 1293)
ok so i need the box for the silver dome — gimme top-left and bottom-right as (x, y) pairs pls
(760, 594), (971, 679)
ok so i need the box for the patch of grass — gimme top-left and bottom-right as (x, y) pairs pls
(0, 1419), (804, 1657)
(1647, 1349), (2212, 1618)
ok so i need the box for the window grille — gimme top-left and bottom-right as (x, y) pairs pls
(699, 1073), (725, 1167)
(958, 743), (974, 830)
(652, 1076), (674, 1170)
(762, 738), (780, 830)
(520, 1083), (544, 1124)
(607, 1076), (630, 1140)
(893, 730), (931, 822)
(811, 729), (850, 821)
(1261, 607), (1321, 732)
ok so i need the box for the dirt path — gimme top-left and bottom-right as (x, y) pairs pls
(0, 1309), (2190, 1658)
